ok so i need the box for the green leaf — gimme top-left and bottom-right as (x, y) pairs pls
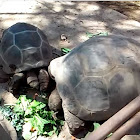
(107, 133), (113, 138)
(13, 105), (24, 115)
(36, 103), (46, 110)
(59, 120), (64, 126)
(47, 130), (54, 136)
(0, 95), (64, 137)
(28, 100), (46, 111)
(86, 32), (95, 38)
(20, 95), (31, 111)
(13, 95), (31, 115)
(53, 126), (57, 132)
(86, 32), (108, 38)
(98, 32), (108, 36)
(93, 122), (101, 130)
(24, 108), (33, 117)
(39, 110), (48, 118)
(46, 111), (54, 119)
(22, 132), (32, 140)
(31, 114), (50, 134)
(24, 100), (46, 117)
(61, 48), (71, 55)
(55, 130), (59, 136)
(29, 100), (40, 108)
(16, 124), (22, 131)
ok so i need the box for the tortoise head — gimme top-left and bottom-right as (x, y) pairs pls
(48, 59), (57, 80)
(48, 57), (63, 81)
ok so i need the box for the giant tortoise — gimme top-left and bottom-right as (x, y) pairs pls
(0, 22), (61, 91)
(48, 35), (140, 135)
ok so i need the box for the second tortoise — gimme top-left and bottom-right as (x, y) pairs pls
(49, 34), (140, 134)
(0, 22), (61, 91)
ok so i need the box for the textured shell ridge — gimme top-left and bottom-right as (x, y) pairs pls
(0, 23), (52, 74)
(55, 35), (140, 121)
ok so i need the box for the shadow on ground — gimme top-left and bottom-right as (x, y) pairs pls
(97, 1), (140, 22)
(0, 1), (140, 140)
(0, 1), (140, 50)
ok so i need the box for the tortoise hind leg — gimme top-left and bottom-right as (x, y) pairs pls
(62, 103), (86, 136)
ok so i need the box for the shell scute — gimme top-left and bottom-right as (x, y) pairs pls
(15, 32), (41, 50)
(1, 32), (14, 54)
(0, 23), (52, 74)
(9, 23), (36, 33)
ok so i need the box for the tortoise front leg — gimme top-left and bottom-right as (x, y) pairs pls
(38, 69), (49, 91)
(26, 71), (39, 89)
(48, 88), (62, 111)
(62, 102), (85, 136)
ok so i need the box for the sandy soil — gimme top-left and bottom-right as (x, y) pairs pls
(0, 1), (140, 140)
(97, 2), (140, 22)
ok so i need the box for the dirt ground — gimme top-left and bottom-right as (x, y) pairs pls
(97, 2), (140, 22)
(1, 1), (140, 50)
(0, 1), (140, 140)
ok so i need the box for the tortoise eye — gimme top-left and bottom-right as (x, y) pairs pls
(0, 65), (3, 69)
(9, 64), (16, 72)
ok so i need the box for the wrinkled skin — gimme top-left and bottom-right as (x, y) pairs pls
(48, 88), (62, 111)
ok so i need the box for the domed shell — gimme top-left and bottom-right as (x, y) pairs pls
(0, 23), (52, 74)
(54, 35), (139, 121)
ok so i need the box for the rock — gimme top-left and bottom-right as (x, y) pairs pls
(0, 89), (17, 105)
(0, 112), (17, 140)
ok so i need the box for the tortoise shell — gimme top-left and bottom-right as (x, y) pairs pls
(0, 23), (52, 74)
(50, 35), (140, 121)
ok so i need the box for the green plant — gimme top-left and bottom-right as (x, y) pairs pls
(0, 95), (64, 139)
(93, 122), (101, 130)
(0, 105), (24, 132)
(61, 48), (71, 55)
(86, 32), (108, 38)
(61, 32), (108, 56)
